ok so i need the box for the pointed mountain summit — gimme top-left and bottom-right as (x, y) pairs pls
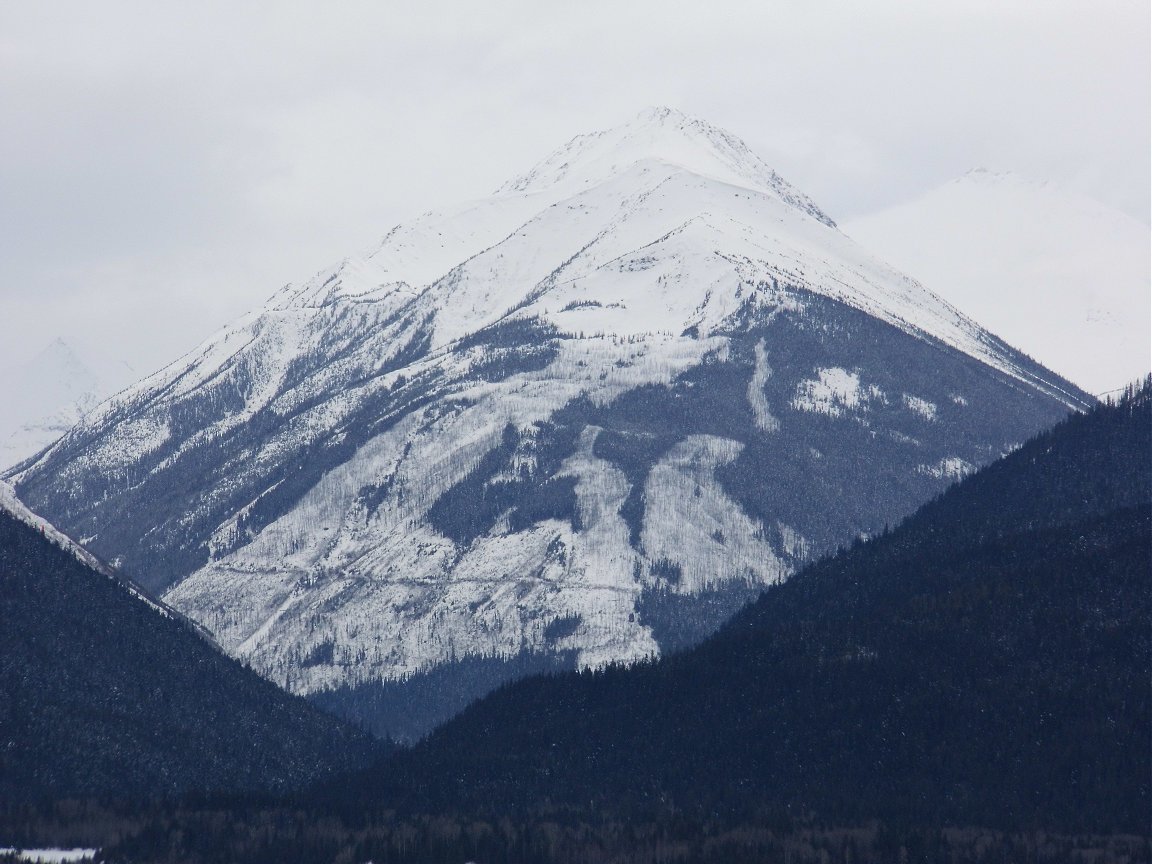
(499, 106), (836, 227)
(7, 110), (1090, 739)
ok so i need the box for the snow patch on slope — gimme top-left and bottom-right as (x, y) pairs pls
(747, 338), (781, 432)
(557, 426), (658, 668)
(792, 368), (879, 417)
(641, 435), (790, 594)
(0, 850), (97, 863)
(918, 457), (974, 481)
(903, 394), (938, 421)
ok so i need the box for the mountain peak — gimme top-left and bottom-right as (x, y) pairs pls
(497, 108), (836, 227)
(26, 337), (92, 374)
(7, 106), (1089, 744)
(958, 167), (1045, 189)
(963, 166), (1006, 179)
(633, 104), (692, 124)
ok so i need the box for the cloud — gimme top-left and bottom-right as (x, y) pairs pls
(1, 0), (1147, 377)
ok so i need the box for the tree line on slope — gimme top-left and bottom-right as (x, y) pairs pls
(334, 377), (1150, 832)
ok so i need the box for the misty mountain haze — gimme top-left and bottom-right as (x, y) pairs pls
(845, 169), (1150, 394)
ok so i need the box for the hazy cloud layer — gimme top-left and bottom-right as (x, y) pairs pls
(2, 0), (1148, 381)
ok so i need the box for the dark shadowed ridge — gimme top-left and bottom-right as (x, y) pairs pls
(331, 376), (1151, 832)
(0, 508), (385, 803)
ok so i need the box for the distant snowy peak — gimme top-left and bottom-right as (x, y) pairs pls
(496, 106), (836, 227)
(952, 168), (1144, 240)
(0, 339), (112, 471)
(844, 169), (1151, 394)
(960, 167), (1035, 185)
(29, 338), (100, 394)
(956, 168), (1075, 197)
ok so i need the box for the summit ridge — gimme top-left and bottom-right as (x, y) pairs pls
(497, 106), (837, 227)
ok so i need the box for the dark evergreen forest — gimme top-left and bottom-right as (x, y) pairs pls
(341, 378), (1150, 833)
(0, 508), (381, 806)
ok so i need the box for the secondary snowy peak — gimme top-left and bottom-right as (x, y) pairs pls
(498, 107), (836, 227)
(960, 167), (1034, 185)
(31, 338), (98, 389)
(0, 338), (110, 471)
(844, 169), (1151, 394)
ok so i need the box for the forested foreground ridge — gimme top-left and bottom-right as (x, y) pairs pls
(327, 378), (1150, 830)
(0, 502), (382, 805)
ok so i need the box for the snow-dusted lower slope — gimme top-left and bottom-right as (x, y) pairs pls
(6, 108), (1091, 737)
(844, 169), (1151, 395)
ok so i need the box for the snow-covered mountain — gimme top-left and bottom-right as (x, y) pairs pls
(0, 338), (120, 470)
(6, 108), (1090, 737)
(844, 169), (1151, 395)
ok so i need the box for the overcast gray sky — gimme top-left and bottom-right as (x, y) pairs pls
(2, 0), (1148, 383)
